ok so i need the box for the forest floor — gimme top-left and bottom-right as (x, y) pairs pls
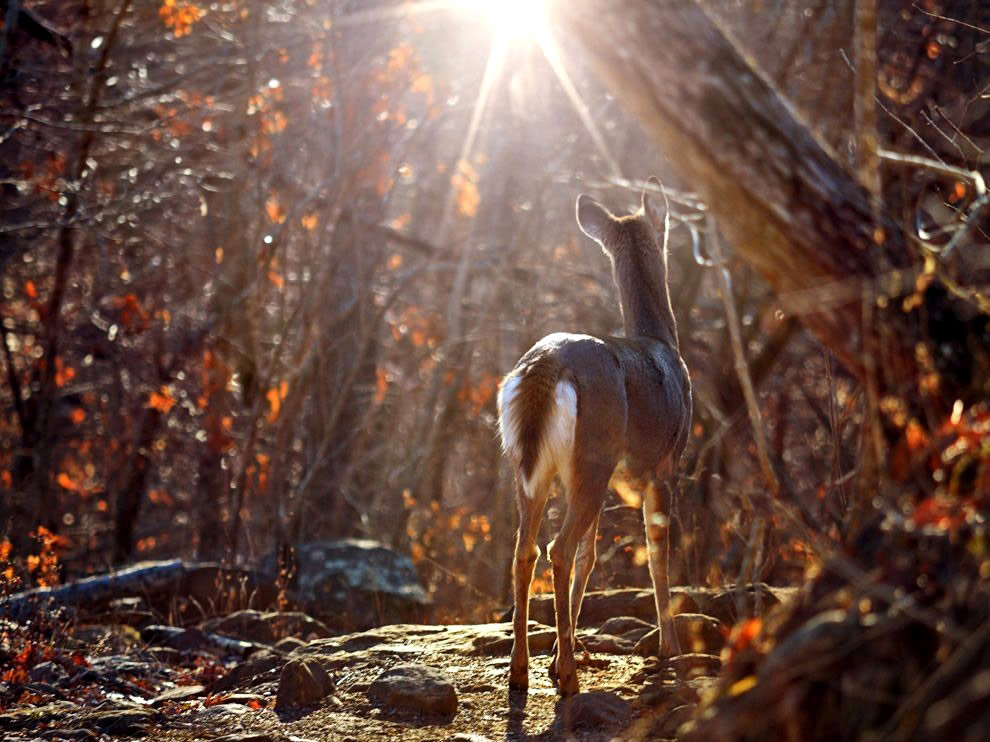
(0, 586), (796, 740)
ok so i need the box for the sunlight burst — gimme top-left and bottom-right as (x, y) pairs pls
(462, 0), (548, 41)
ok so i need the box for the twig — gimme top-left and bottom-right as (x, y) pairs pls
(877, 148), (986, 195)
(707, 217), (780, 499)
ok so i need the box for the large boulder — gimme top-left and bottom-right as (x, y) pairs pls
(260, 540), (430, 631)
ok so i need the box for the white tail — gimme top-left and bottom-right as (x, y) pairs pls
(498, 178), (691, 695)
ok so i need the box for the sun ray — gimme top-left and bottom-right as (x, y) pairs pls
(435, 21), (508, 239)
(533, 26), (622, 178)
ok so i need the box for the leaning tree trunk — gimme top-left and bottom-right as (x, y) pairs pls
(554, 0), (988, 413)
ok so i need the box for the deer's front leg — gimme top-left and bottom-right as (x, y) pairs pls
(645, 479), (681, 658)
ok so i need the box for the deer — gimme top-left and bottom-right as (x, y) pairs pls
(497, 178), (691, 696)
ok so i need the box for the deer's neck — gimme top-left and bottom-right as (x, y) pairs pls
(612, 250), (679, 349)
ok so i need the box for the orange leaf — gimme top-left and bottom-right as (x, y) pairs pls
(24, 280), (37, 298)
(70, 408), (85, 425)
(375, 367), (388, 404)
(149, 386), (176, 413)
(57, 472), (81, 492)
(54, 357), (76, 388)
(266, 387), (281, 423)
(301, 212), (318, 231)
(905, 419), (930, 453)
(268, 270), (285, 289)
(265, 196), (286, 224)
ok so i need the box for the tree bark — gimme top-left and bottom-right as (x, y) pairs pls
(553, 0), (988, 410)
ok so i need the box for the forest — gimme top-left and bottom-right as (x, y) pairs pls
(0, 0), (987, 739)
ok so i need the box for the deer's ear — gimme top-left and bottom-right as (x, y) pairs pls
(641, 176), (667, 232)
(576, 194), (615, 246)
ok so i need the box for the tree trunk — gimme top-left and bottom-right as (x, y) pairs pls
(554, 0), (988, 411)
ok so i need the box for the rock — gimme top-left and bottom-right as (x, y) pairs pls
(703, 584), (782, 625)
(259, 540), (430, 631)
(213, 735), (286, 742)
(40, 730), (97, 740)
(635, 613), (726, 657)
(86, 706), (157, 733)
(598, 616), (655, 640)
(450, 735), (493, 742)
(274, 637), (307, 652)
(637, 676), (699, 708)
(655, 703), (696, 738)
(471, 627), (555, 656)
(526, 589), (656, 627)
(669, 653), (722, 679)
(580, 633), (636, 655)
(30, 661), (69, 685)
(141, 624), (262, 658)
(367, 664), (457, 716)
(557, 691), (632, 729)
(274, 658), (335, 710)
(209, 648), (285, 693)
(202, 610), (333, 645)
(41, 731), (96, 740)
(150, 684), (206, 706)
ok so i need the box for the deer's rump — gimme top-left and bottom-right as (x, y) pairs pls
(497, 332), (691, 491)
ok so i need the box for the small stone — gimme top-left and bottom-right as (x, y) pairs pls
(150, 684), (206, 706)
(210, 649), (285, 693)
(367, 664), (457, 716)
(274, 636), (306, 652)
(87, 707), (156, 733)
(656, 703), (696, 737)
(634, 613), (725, 657)
(274, 658), (335, 710)
(40, 730), (97, 740)
(598, 616), (654, 639)
(581, 633), (636, 655)
(558, 691), (631, 729)
(669, 653), (722, 679)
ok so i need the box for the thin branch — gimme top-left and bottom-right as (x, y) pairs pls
(707, 218), (780, 499)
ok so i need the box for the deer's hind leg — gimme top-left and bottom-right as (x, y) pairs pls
(547, 463), (612, 695)
(509, 474), (551, 690)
